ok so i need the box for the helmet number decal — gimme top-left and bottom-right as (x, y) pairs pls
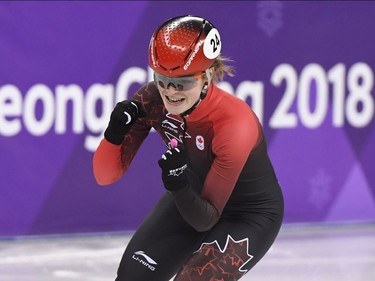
(203, 28), (221, 59)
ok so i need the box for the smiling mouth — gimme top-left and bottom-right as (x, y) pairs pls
(165, 96), (185, 104)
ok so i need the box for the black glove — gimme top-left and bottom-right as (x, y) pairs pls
(158, 146), (188, 191)
(104, 100), (145, 145)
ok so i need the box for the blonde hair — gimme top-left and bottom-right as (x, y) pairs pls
(210, 55), (235, 83)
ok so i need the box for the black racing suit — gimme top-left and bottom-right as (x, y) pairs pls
(93, 82), (284, 281)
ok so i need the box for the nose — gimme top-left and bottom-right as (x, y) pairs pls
(165, 84), (178, 94)
(166, 83), (178, 90)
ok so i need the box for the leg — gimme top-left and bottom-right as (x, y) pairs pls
(174, 215), (283, 281)
(115, 193), (206, 281)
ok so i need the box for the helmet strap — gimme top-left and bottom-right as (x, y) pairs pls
(179, 69), (211, 117)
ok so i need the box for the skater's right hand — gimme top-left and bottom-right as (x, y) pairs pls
(104, 100), (146, 145)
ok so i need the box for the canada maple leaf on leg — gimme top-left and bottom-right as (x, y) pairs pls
(175, 235), (253, 281)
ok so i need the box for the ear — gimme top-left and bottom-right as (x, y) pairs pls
(206, 67), (216, 85)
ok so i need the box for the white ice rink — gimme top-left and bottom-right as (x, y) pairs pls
(1, 223), (374, 281)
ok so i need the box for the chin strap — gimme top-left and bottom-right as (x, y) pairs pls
(179, 83), (208, 117)
(179, 80), (208, 147)
(179, 69), (211, 117)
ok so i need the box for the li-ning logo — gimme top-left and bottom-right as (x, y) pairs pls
(162, 114), (191, 144)
(162, 120), (179, 134)
(132, 251), (157, 271)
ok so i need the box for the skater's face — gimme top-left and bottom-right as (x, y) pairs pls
(155, 71), (206, 115)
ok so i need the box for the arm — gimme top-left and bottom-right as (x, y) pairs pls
(158, 112), (260, 231)
(92, 100), (149, 185)
(93, 138), (123, 185)
(158, 145), (219, 232)
(169, 185), (219, 232)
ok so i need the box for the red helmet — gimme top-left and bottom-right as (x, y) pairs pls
(148, 15), (222, 77)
